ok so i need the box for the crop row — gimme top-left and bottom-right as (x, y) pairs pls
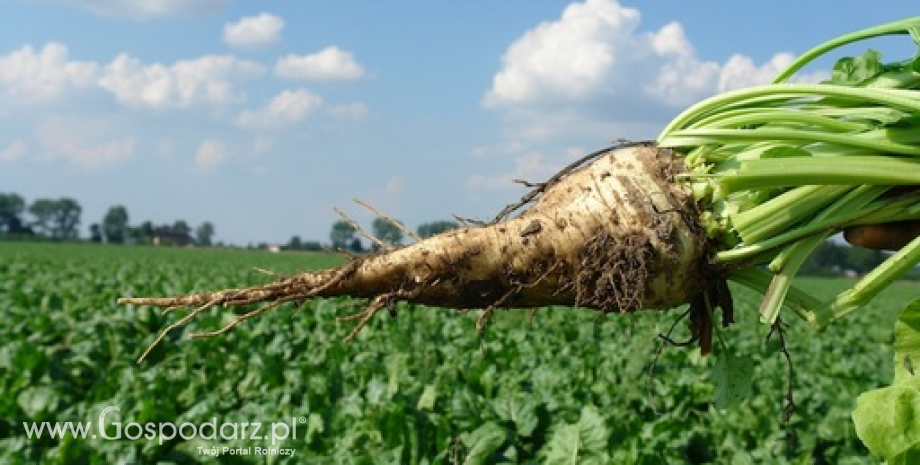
(0, 242), (911, 463)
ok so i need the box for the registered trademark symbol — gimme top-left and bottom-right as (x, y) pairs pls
(299, 416), (307, 424)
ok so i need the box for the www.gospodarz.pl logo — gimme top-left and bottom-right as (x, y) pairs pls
(23, 406), (304, 447)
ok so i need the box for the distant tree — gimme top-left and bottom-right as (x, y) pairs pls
(138, 221), (154, 243)
(349, 238), (364, 253)
(288, 235), (303, 250)
(102, 205), (129, 244)
(286, 235), (324, 251)
(846, 247), (887, 274)
(28, 198), (57, 237)
(173, 220), (191, 243)
(417, 220), (460, 238)
(371, 217), (404, 250)
(303, 241), (323, 251)
(330, 220), (357, 250)
(802, 240), (848, 275)
(0, 192), (26, 233)
(53, 198), (82, 239)
(196, 221), (215, 246)
(122, 226), (137, 244)
(89, 223), (103, 243)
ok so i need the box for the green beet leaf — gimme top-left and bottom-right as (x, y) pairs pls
(831, 48), (883, 84)
(540, 405), (609, 465)
(853, 298), (920, 460)
(416, 384), (437, 411)
(711, 352), (754, 409)
(461, 421), (508, 465)
(17, 385), (60, 421)
(492, 395), (540, 437)
(853, 383), (920, 460)
(894, 298), (920, 384)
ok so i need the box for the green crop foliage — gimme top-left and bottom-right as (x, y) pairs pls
(0, 242), (915, 463)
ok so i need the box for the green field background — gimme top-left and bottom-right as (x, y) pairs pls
(1, 242), (915, 463)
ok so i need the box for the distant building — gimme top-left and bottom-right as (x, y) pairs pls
(151, 227), (194, 246)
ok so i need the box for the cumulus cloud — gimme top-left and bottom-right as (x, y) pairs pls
(195, 139), (227, 169)
(0, 43), (97, 103)
(223, 13), (285, 49)
(641, 21), (722, 107)
(484, 0), (819, 112)
(483, 0), (640, 108)
(274, 47), (366, 81)
(98, 54), (265, 108)
(479, 0), (829, 158)
(718, 54), (792, 92)
(716, 53), (826, 92)
(0, 43), (272, 110)
(36, 119), (135, 168)
(36, 0), (230, 19)
(235, 88), (323, 129)
(642, 23), (825, 104)
(482, 0), (636, 108)
(474, 0), (830, 195)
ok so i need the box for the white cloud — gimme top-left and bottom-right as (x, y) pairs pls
(36, 119), (135, 168)
(485, 0), (820, 112)
(481, 0), (827, 164)
(0, 43), (98, 103)
(0, 140), (28, 162)
(717, 54), (790, 93)
(274, 47), (366, 81)
(642, 21), (721, 107)
(195, 139), (227, 169)
(223, 13), (285, 49)
(99, 54), (265, 108)
(483, 0), (640, 107)
(717, 53), (827, 92)
(328, 102), (369, 120)
(0, 43), (273, 110)
(235, 88), (323, 129)
(38, 0), (230, 19)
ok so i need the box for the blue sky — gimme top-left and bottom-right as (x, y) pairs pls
(2, 1), (919, 246)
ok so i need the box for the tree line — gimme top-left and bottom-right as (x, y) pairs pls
(294, 216), (897, 278)
(1, 189), (896, 277)
(0, 192), (215, 246)
(284, 219), (461, 253)
(1, 191), (461, 252)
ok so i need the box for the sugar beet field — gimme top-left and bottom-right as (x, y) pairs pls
(1, 242), (915, 463)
